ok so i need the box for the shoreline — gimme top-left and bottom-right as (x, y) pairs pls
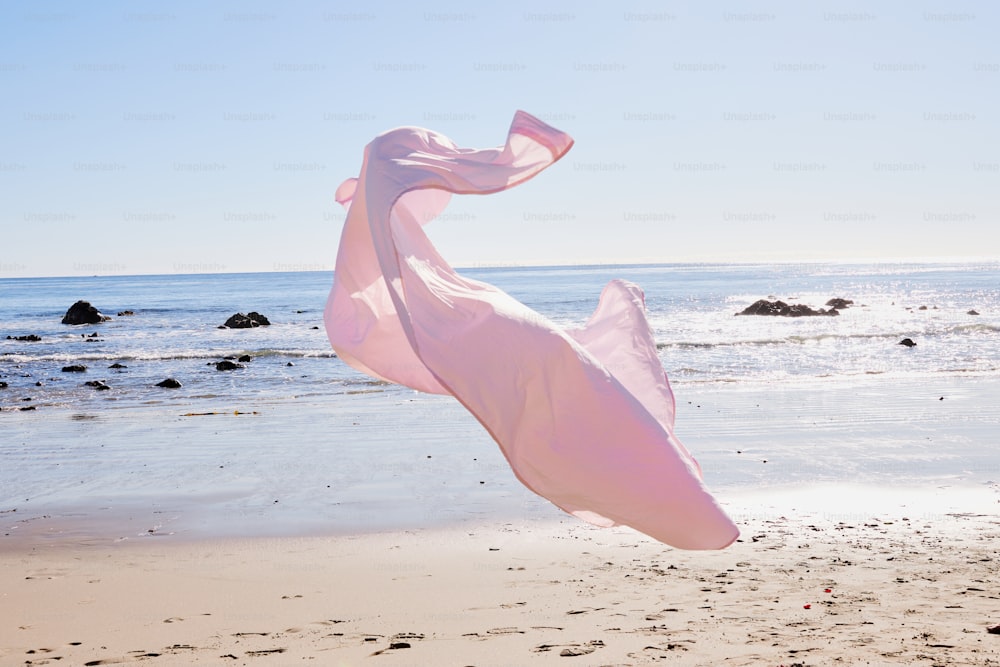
(4, 479), (998, 552)
(4, 373), (1000, 550)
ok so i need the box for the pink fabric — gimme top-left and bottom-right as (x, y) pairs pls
(325, 111), (738, 549)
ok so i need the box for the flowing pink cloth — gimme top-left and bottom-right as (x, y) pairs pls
(325, 111), (738, 549)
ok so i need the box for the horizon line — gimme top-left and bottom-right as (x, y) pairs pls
(3, 255), (999, 280)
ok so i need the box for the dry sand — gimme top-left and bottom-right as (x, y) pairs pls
(3, 497), (1000, 667)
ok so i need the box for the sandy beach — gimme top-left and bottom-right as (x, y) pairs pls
(3, 488), (1000, 666)
(4, 277), (999, 666)
(4, 374), (1000, 665)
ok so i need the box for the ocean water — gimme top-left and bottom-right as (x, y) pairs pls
(2, 262), (999, 539)
(1, 261), (997, 411)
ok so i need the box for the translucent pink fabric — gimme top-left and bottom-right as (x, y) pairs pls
(325, 111), (738, 549)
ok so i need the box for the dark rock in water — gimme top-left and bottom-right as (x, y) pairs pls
(20, 405), (36, 411)
(222, 312), (271, 328)
(7, 334), (41, 342)
(918, 305), (928, 311)
(968, 309), (980, 316)
(899, 338), (917, 347)
(62, 365), (87, 373)
(248, 311), (270, 325)
(738, 299), (783, 316)
(85, 380), (111, 390)
(117, 310), (135, 316)
(286, 362), (294, 366)
(737, 299), (839, 317)
(215, 360), (244, 371)
(108, 363), (127, 369)
(825, 298), (854, 310)
(310, 326), (319, 330)
(156, 378), (182, 388)
(61, 300), (111, 325)
(0, 381), (8, 389)
(238, 354), (253, 363)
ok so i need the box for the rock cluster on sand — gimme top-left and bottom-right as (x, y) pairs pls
(61, 300), (111, 325)
(220, 312), (271, 329)
(737, 298), (848, 317)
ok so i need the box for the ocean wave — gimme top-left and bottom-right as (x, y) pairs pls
(671, 365), (1000, 387)
(342, 378), (392, 386)
(656, 324), (999, 350)
(950, 322), (1000, 335)
(0, 348), (338, 364)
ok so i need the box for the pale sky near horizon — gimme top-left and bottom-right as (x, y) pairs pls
(2, 0), (997, 278)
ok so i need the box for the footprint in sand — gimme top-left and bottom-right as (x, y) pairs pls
(84, 649), (165, 666)
(369, 643), (409, 656)
(24, 568), (69, 581)
(628, 642), (693, 659)
(285, 619), (349, 638)
(369, 635), (424, 657)
(565, 607), (606, 615)
(25, 647), (63, 665)
(534, 640), (605, 656)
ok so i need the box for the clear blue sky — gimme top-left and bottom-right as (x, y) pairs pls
(2, 0), (997, 277)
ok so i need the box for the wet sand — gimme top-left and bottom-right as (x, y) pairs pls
(4, 374), (999, 543)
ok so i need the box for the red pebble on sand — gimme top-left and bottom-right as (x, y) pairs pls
(803, 604), (811, 609)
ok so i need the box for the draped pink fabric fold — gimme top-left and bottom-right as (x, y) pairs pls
(325, 111), (738, 549)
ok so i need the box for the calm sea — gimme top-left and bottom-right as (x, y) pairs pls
(1, 262), (997, 412)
